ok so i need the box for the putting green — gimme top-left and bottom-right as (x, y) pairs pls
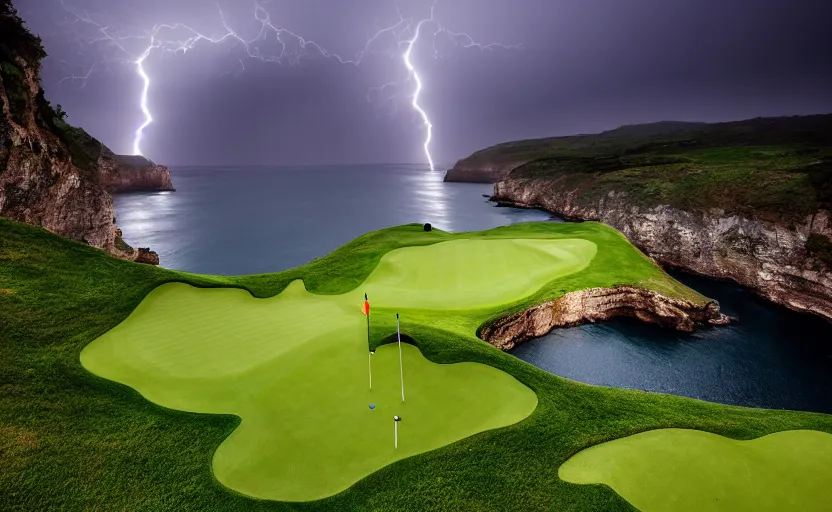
(81, 238), (598, 500)
(559, 428), (832, 512)
(366, 238), (597, 310)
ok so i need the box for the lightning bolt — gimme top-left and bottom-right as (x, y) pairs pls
(134, 50), (153, 156)
(57, 1), (518, 167)
(404, 18), (434, 170)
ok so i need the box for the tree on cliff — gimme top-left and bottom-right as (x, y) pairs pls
(0, 0), (47, 65)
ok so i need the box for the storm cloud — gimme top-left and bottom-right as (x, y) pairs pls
(15, 0), (832, 166)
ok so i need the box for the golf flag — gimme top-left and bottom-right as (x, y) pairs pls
(362, 292), (370, 316)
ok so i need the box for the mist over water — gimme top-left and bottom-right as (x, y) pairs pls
(115, 165), (832, 414)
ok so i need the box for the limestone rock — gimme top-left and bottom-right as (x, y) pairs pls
(480, 286), (731, 351)
(99, 153), (174, 193)
(493, 178), (832, 321)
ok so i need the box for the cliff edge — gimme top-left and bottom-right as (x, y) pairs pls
(478, 115), (832, 321)
(0, 1), (160, 264)
(101, 153), (174, 194)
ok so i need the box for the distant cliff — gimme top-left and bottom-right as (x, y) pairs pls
(444, 121), (709, 183)
(100, 153), (174, 194)
(443, 161), (523, 183)
(0, 1), (159, 264)
(458, 115), (832, 321)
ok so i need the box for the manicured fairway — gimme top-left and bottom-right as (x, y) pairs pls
(81, 238), (597, 500)
(559, 428), (832, 512)
(6, 218), (832, 510)
(366, 238), (597, 310)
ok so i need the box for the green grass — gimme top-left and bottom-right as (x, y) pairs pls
(80, 268), (540, 501)
(3, 217), (832, 510)
(559, 428), (832, 512)
(458, 115), (832, 220)
(364, 238), (596, 310)
(508, 145), (829, 220)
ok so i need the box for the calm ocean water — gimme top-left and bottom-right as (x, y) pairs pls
(115, 165), (832, 414)
(115, 165), (554, 275)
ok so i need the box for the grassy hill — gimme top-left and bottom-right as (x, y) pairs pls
(3, 217), (832, 510)
(451, 115), (832, 220)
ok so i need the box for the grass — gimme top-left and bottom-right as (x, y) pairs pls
(559, 428), (832, 512)
(80, 273), (539, 501)
(458, 115), (832, 220)
(2, 217), (832, 510)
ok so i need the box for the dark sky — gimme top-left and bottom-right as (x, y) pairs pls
(16, 0), (832, 167)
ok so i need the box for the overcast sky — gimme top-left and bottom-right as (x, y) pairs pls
(16, 0), (832, 167)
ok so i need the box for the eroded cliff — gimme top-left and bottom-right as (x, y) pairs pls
(101, 154), (174, 193)
(493, 178), (832, 321)
(0, 2), (159, 264)
(480, 285), (730, 351)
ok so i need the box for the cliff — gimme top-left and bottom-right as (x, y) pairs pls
(493, 178), (832, 321)
(444, 121), (709, 183)
(480, 285), (730, 351)
(445, 115), (832, 321)
(0, 2), (159, 264)
(443, 161), (523, 183)
(99, 153), (174, 193)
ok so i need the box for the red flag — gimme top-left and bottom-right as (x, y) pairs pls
(362, 300), (370, 316)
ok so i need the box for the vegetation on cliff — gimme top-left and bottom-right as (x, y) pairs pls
(0, 0), (78, 151)
(461, 115), (832, 221)
(1, 1), (169, 262)
(3, 217), (832, 510)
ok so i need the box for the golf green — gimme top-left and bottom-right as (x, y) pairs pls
(559, 428), (832, 512)
(81, 238), (597, 500)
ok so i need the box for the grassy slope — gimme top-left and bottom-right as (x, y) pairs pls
(463, 115), (832, 221)
(2, 217), (832, 511)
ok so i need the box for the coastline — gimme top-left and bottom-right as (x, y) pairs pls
(489, 178), (832, 323)
(479, 285), (731, 351)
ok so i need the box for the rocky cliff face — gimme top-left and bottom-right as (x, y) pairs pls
(480, 286), (730, 351)
(493, 178), (832, 322)
(99, 153), (174, 194)
(0, 54), (119, 250)
(443, 161), (521, 183)
(0, 4), (159, 265)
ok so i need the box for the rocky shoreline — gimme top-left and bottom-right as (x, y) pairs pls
(1, 18), (168, 266)
(491, 178), (832, 323)
(99, 154), (174, 194)
(479, 285), (732, 351)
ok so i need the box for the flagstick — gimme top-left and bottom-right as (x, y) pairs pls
(397, 313), (405, 402)
(368, 351), (374, 390)
(365, 293), (370, 347)
(365, 293), (371, 389)
(394, 416), (401, 449)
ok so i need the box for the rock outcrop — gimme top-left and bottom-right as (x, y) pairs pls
(492, 178), (832, 322)
(99, 153), (174, 193)
(0, 33), (117, 249)
(0, 4), (161, 265)
(443, 161), (522, 183)
(480, 286), (731, 351)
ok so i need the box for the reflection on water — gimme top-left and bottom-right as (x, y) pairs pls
(512, 270), (832, 414)
(114, 164), (556, 276)
(408, 170), (453, 230)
